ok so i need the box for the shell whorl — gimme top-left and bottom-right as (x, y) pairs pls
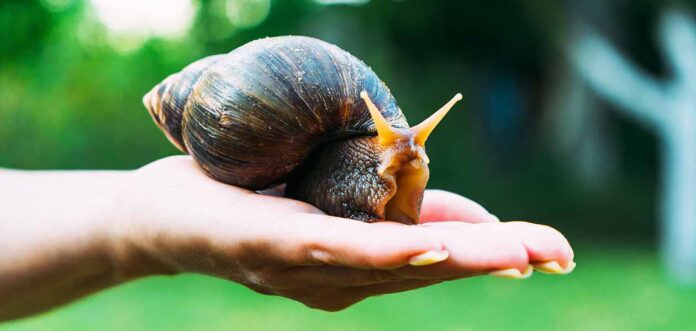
(144, 36), (408, 190)
(144, 54), (225, 152)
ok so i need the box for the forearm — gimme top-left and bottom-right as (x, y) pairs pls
(0, 168), (129, 321)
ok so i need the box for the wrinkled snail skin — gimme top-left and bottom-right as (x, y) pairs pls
(285, 136), (428, 222)
(143, 36), (460, 224)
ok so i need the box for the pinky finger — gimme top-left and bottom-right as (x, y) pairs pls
(420, 190), (498, 224)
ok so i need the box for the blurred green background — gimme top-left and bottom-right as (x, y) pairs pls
(2, 0), (696, 330)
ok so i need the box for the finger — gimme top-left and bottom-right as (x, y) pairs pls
(420, 189), (498, 224)
(270, 213), (447, 270)
(389, 221), (574, 280)
(497, 221), (575, 266)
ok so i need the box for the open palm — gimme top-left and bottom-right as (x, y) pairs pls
(116, 156), (574, 311)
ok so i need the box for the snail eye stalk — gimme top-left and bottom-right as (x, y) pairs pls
(361, 91), (402, 146)
(411, 93), (463, 146)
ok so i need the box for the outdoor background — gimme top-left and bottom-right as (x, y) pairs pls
(2, 0), (696, 330)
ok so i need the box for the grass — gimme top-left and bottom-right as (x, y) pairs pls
(2, 246), (695, 331)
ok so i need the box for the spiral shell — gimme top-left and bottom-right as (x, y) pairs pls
(144, 36), (408, 190)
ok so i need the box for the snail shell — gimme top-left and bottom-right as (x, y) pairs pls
(144, 36), (461, 224)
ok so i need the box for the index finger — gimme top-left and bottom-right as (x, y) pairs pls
(420, 190), (499, 224)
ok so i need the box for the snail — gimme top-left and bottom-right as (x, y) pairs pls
(143, 36), (461, 224)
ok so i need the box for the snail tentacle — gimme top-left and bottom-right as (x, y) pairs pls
(411, 93), (463, 146)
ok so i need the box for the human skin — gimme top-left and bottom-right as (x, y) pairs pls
(0, 156), (574, 321)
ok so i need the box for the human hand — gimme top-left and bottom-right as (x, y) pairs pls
(111, 156), (574, 311)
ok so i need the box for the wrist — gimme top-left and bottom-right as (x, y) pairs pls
(106, 168), (181, 281)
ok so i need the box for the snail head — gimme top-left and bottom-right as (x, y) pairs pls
(359, 91), (463, 224)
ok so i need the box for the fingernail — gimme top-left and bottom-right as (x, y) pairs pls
(533, 261), (564, 274)
(489, 265), (534, 279)
(533, 260), (576, 275)
(562, 260), (576, 274)
(489, 214), (500, 222)
(409, 250), (449, 266)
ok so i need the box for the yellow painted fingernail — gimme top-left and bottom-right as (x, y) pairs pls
(489, 265), (534, 279)
(533, 261), (564, 274)
(409, 250), (449, 266)
(533, 260), (576, 275)
(562, 260), (576, 274)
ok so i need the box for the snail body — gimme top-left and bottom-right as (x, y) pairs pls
(144, 36), (461, 224)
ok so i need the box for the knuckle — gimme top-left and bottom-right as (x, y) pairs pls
(240, 265), (280, 289)
(303, 242), (335, 266)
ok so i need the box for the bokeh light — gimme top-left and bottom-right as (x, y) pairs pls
(87, 0), (195, 52)
(226, 0), (271, 29)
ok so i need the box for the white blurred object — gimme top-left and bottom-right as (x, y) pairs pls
(570, 9), (696, 283)
(226, 0), (271, 29)
(543, 63), (618, 191)
(88, 0), (195, 52)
